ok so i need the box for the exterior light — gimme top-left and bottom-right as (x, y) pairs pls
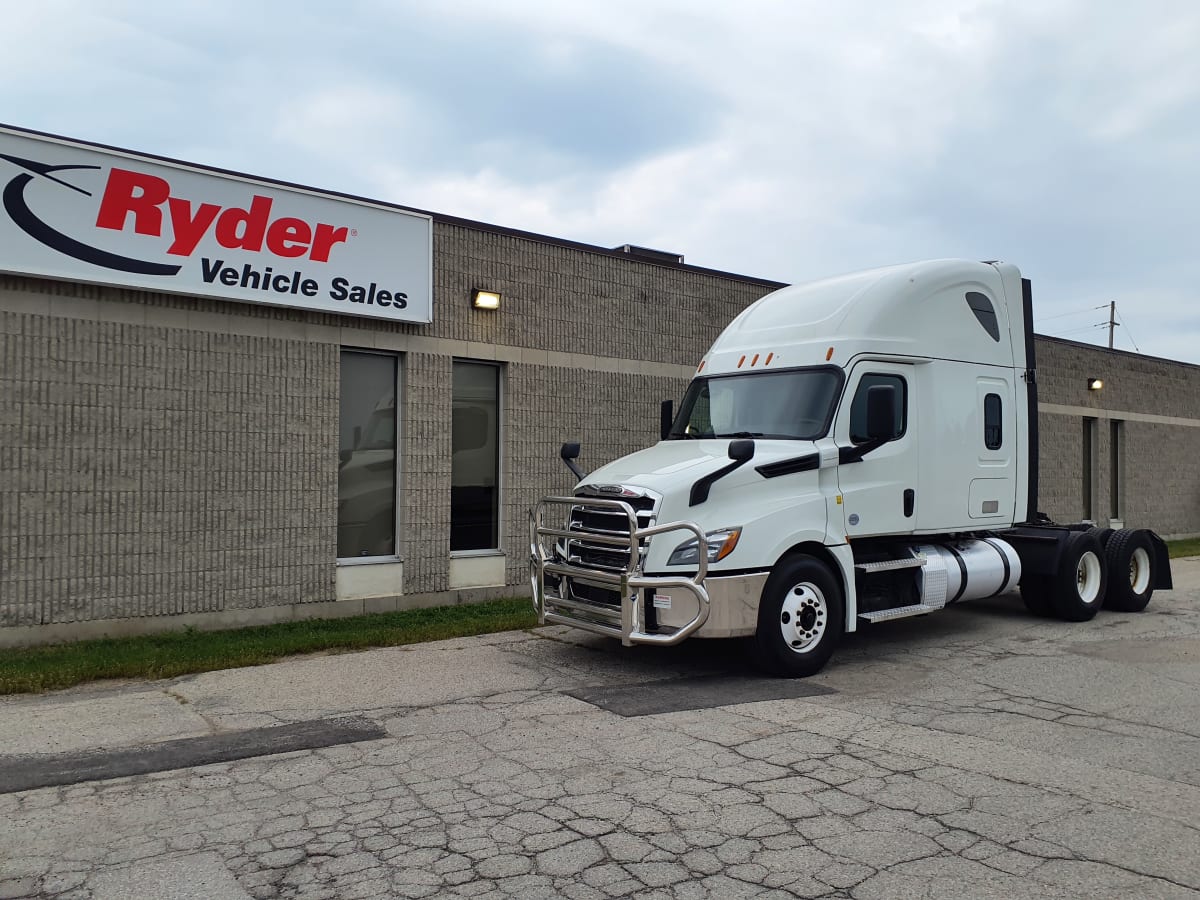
(472, 289), (501, 310)
(1087, 377), (1103, 391)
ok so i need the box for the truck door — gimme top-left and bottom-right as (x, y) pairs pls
(835, 363), (918, 538)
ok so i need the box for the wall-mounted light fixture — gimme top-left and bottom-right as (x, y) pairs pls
(472, 289), (501, 310)
(1087, 377), (1104, 391)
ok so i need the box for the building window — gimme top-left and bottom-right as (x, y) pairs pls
(452, 361), (500, 551)
(1110, 419), (1124, 520)
(338, 351), (398, 559)
(984, 393), (1003, 450)
(1082, 417), (1097, 521)
(849, 374), (907, 444)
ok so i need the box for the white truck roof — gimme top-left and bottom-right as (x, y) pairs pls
(701, 259), (1027, 375)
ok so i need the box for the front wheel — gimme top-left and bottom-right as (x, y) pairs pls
(754, 555), (844, 678)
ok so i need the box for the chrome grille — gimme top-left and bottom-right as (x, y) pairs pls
(567, 491), (656, 573)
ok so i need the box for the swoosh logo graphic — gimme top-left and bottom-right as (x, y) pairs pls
(0, 153), (181, 276)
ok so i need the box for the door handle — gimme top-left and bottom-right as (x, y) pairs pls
(903, 489), (915, 517)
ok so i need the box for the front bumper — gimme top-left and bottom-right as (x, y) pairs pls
(529, 497), (767, 645)
(530, 496), (710, 646)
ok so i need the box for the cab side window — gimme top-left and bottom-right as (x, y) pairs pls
(849, 374), (907, 444)
(984, 393), (1002, 449)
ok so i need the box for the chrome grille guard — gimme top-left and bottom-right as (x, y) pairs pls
(529, 496), (711, 646)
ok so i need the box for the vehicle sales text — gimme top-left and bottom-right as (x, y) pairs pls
(200, 259), (408, 309)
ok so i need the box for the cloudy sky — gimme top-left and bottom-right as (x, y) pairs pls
(2, 0), (1197, 362)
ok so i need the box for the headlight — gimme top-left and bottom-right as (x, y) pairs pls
(667, 528), (742, 566)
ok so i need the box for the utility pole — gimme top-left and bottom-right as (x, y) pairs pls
(1108, 300), (1116, 349)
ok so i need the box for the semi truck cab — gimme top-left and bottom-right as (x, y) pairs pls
(529, 260), (1171, 676)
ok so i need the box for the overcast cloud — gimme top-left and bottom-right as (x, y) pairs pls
(2, 0), (1197, 362)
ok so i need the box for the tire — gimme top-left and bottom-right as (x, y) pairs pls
(1049, 530), (1108, 622)
(754, 555), (844, 678)
(1103, 529), (1156, 612)
(1020, 575), (1055, 617)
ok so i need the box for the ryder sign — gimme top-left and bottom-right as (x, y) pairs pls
(0, 126), (432, 322)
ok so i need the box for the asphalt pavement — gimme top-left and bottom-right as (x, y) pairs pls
(1, 559), (1198, 899)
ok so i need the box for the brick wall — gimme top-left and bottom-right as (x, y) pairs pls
(0, 294), (336, 628)
(1035, 337), (1200, 535)
(400, 352), (453, 594)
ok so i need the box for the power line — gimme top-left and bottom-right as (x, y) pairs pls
(1040, 301), (1148, 355)
(1115, 307), (1141, 352)
(1035, 303), (1109, 324)
(1048, 322), (1109, 337)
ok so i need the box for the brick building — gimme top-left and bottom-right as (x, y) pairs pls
(2, 126), (1198, 646)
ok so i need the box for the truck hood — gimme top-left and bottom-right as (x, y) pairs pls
(579, 439), (817, 497)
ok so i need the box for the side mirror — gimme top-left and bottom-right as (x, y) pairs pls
(865, 385), (898, 442)
(660, 400), (673, 441)
(728, 439), (755, 462)
(559, 442), (585, 481)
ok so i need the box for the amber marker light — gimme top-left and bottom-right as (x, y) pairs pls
(737, 355), (746, 368)
(713, 529), (741, 562)
(751, 353), (760, 366)
(826, 346), (834, 361)
(698, 360), (706, 372)
(765, 352), (774, 365)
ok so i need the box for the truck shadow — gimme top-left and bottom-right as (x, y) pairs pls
(546, 591), (1043, 685)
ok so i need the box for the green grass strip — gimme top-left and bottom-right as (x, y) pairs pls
(0, 598), (537, 696)
(1167, 536), (1200, 559)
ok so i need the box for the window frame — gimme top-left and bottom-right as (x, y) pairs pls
(450, 359), (504, 557)
(848, 372), (908, 445)
(336, 348), (403, 566)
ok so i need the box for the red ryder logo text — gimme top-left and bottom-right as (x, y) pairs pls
(0, 130), (431, 322)
(95, 168), (350, 262)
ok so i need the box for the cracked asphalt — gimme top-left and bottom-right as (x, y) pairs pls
(1, 559), (1198, 899)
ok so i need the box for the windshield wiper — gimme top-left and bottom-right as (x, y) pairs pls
(713, 431), (764, 438)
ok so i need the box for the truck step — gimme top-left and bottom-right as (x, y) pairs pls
(854, 557), (926, 573)
(858, 603), (941, 623)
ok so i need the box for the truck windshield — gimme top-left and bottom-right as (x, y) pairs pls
(668, 367), (842, 440)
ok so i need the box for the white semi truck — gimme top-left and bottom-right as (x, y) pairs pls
(529, 259), (1172, 677)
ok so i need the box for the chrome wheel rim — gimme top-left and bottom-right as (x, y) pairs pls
(1129, 547), (1151, 594)
(1076, 551), (1102, 606)
(779, 582), (827, 654)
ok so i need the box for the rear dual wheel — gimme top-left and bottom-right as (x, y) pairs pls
(1021, 530), (1107, 622)
(1103, 529), (1156, 612)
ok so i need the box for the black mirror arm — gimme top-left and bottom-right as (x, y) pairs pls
(690, 440), (755, 506)
(838, 437), (888, 465)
